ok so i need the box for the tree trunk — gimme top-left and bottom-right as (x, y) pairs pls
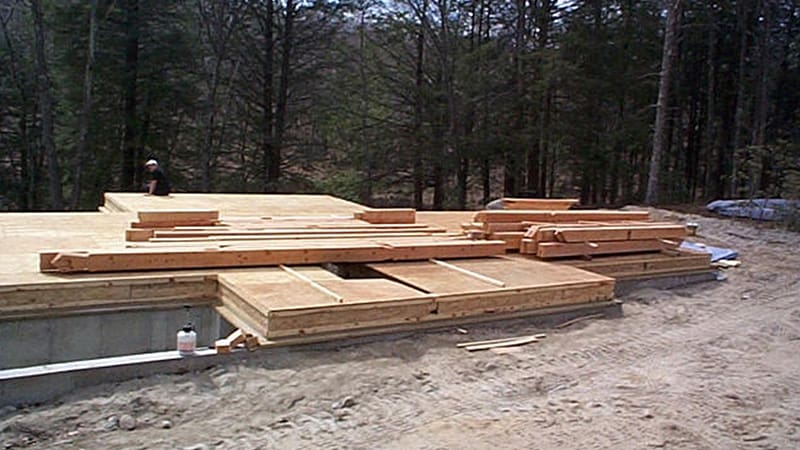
(71, 0), (97, 209)
(30, 0), (63, 209)
(412, 0), (427, 209)
(645, 0), (682, 205)
(730, 0), (750, 197)
(0, 11), (36, 209)
(122, 0), (139, 191)
(457, 157), (468, 209)
(703, 14), (718, 200)
(259, 0), (274, 192)
(358, 5), (372, 205)
(272, 0), (295, 190)
(482, 157), (491, 204)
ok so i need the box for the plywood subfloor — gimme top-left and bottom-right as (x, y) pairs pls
(212, 257), (615, 340)
(103, 193), (366, 217)
(369, 257), (613, 292)
(217, 269), (435, 338)
(415, 211), (476, 233)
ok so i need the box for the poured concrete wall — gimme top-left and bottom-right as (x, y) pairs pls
(0, 306), (225, 369)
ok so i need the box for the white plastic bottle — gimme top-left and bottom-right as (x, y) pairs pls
(177, 324), (197, 356)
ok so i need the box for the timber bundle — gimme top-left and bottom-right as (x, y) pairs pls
(462, 198), (688, 259)
(40, 208), (506, 273)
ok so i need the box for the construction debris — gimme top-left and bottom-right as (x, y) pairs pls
(459, 333), (547, 351)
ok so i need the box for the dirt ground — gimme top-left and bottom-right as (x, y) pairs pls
(2, 209), (800, 450)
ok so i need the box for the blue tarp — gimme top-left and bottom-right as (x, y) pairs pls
(706, 198), (799, 221)
(680, 241), (739, 262)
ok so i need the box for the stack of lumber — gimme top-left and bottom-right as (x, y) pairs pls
(520, 221), (687, 259)
(41, 209), (507, 273)
(463, 209), (655, 251)
(132, 210), (220, 228)
(501, 198), (578, 210)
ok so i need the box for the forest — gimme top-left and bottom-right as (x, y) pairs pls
(0, 0), (798, 211)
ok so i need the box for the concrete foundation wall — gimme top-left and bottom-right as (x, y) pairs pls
(0, 307), (225, 370)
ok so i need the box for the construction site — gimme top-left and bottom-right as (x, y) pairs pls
(1, 193), (799, 449)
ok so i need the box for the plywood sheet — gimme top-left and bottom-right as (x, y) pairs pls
(367, 261), (502, 294)
(316, 279), (426, 303)
(444, 257), (613, 288)
(104, 193), (366, 217)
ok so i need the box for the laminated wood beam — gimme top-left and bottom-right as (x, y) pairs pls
(473, 210), (651, 223)
(144, 232), (446, 244)
(483, 222), (528, 233)
(137, 209), (219, 224)
(501, 198), (578, 210)
(126, 228), (155, 242)
(554, 225), (687, 243)
(151, 228), (445, 240)
(488, 232), (524, 250)
(41, 239), (507, 273)
(354, 208), (416, 224)
(536, 239), (675, 259)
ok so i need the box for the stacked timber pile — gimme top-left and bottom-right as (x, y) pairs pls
(520, 221), (686, 258)
(463, 201), (688, 259)
(40, 208), (506, 273)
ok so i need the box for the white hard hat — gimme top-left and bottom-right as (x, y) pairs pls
(145, 159), (158, 166)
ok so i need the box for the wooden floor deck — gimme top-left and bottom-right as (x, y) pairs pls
(103, 192), (365, 217)
(0, 193), (713, 344)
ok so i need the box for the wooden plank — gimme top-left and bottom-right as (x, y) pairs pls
(152, 226), (444, 238)
(104, 193), (366, 218)
(280, 265), (344, 302)
(354, 208), (416, 224)
(368, 261), (502, 294)
(125, 228), (155, 242)
(536, 239), (675, 259)
(489, 231), (523, 250)
(501, 198), (578, 210)
(42, 239), (507, 273)
(465, 335), (541, 351)
(138, 209), (219, 224)
(436, 282), (614, 318)
(429, 259), (506, 287)
(484, 222), (528, 233)
(457, 333), (546, 348)
(146, 231), (445, 243)
(553, 225), (687, 243)
(473, 210), (651, 223)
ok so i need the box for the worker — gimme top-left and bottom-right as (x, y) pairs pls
(144, 159), (171, 196)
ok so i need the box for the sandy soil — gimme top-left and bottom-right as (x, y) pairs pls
(2, 209), (800, 450)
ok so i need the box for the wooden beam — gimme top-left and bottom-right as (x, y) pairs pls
(354, 208), (416, 224)
(457, 333), (546, 348)
(536, 239), (675, 259)
(501, 198), (578, 210)
(41, 239), (507, 273)
(137, 209), (219, 224)
(465, 335), (541, 351)
(125, 228), (155, 242)
(473, 210), (651, 223)
(554, 225), (686, 243)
